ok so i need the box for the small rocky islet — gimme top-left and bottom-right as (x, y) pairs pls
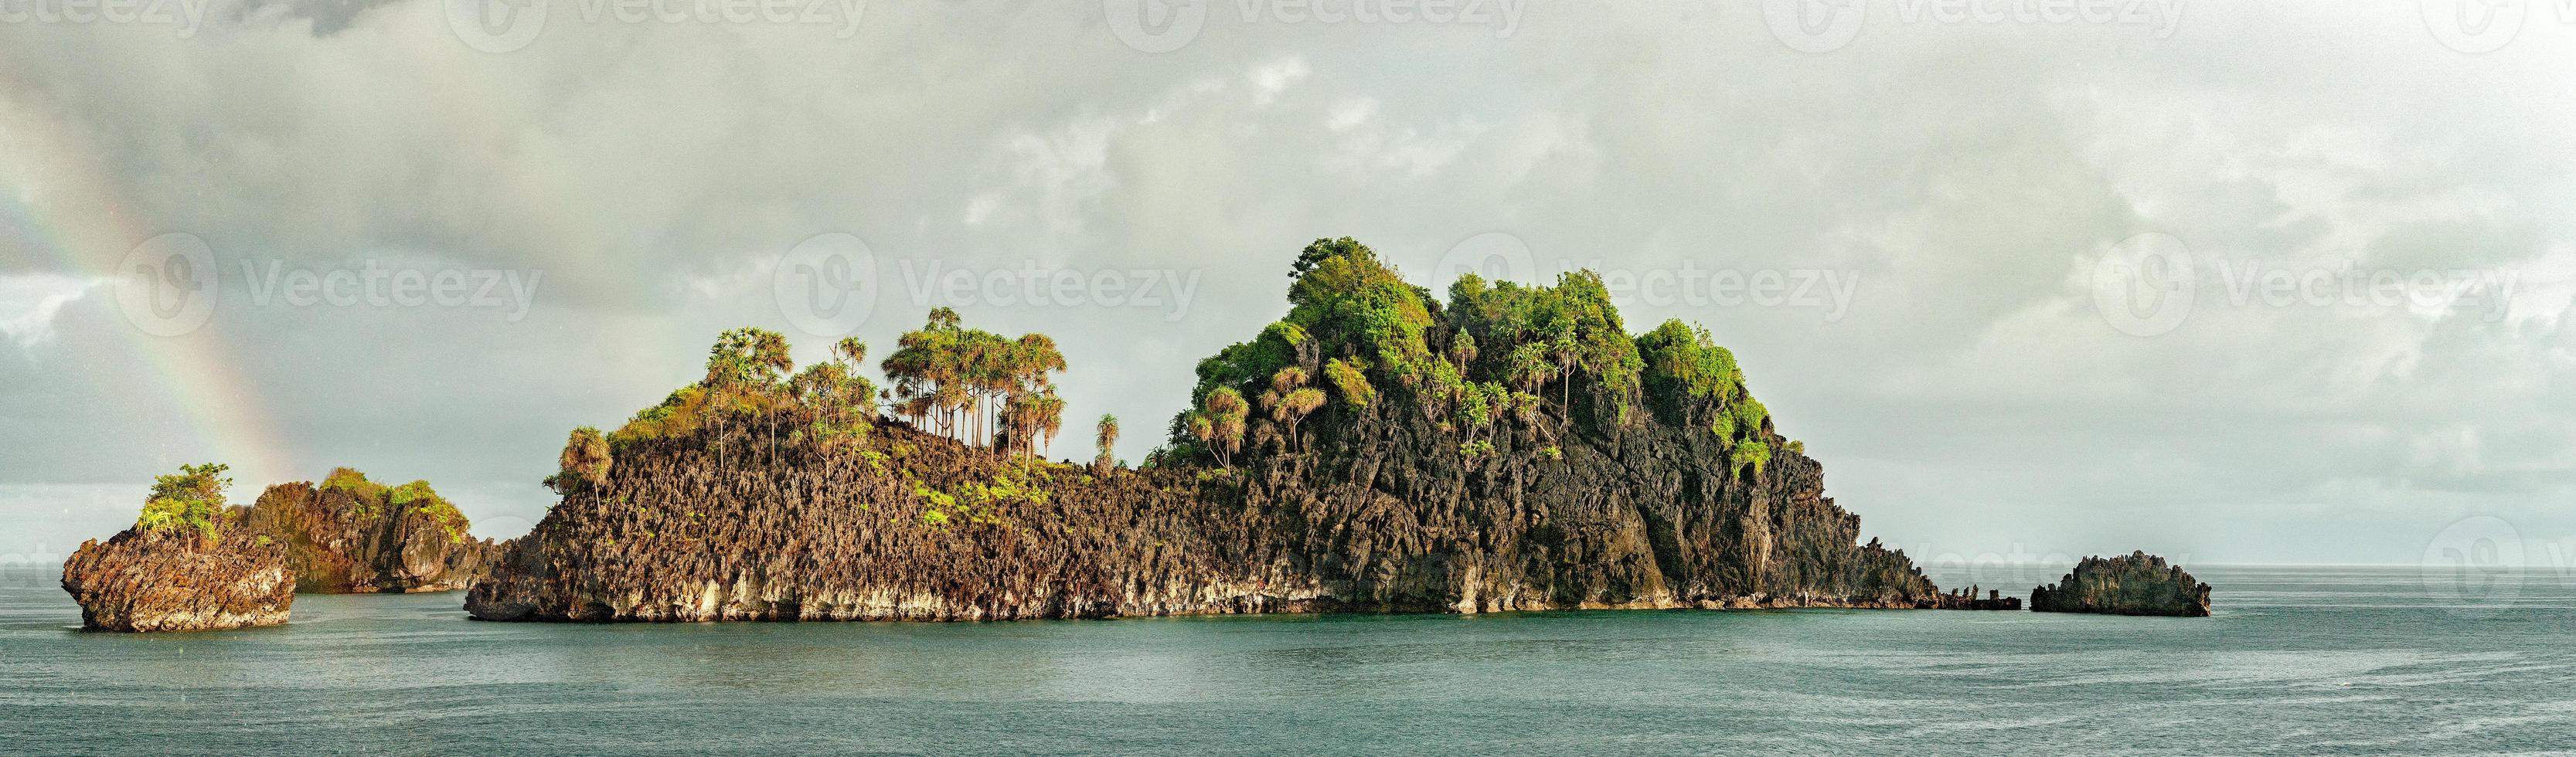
(61, 465), (505, 631)
(2033, 551), (2214, 617)
(246, 469), (505, 594)
(66, 237), (2209, 630)
(60, 527), (298, 633)
(61, 463), (297, 632)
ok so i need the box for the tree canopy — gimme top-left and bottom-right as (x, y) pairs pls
(570, 240), (1783, 482)
(1159, 237), (1781, 476)
(136, 462), (231, 538)
(881, 308), (1067, 457)
(609, 326), (883, 457)
(597, 310), (1069, 470)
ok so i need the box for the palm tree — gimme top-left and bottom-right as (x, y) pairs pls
(883, 311), (965, 440)
(1265, 367), (1321, 450)
(834, 337), (867, 368)
(879, 309), (1068, 455)
(1203, 387), (1249, 467)
(1007, 333), (1067, 455)
(552, 426), (612, 493)
(934, 381), (969, 441)
(823, 338), (876, 433)
(703, 328), (793, 464)
(1094, 414), (1119, 474)
(1017, 390), (1060, 458)
(1507, 342), (1557, 395)
(965, 331), (1007, 446)
(1186, 410), (1215, 464)
(1279, 388), (1325, 450)
(881, 332), (928, 428)
(753, 330), (791, 459)
(706, 327), (792, 386)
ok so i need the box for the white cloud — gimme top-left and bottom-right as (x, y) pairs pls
(1325, 97), (1378, 132)
(0, 274), (102, 350)
(1247, 56), (1310, 107)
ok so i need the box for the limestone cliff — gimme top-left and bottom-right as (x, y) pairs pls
(244, 470), (503, 593)
(1224, 372), (1936, 613)
(468, 418), (1949, 623)
(60, 518), (294, 632)
(468, 239), (1962, 623)
(469, 427), (1308, 621)
(2030, 551), (2212, 616)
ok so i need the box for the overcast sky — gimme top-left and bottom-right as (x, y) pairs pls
(2, 0), (2571, 575)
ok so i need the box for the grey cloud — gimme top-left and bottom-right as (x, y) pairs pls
(0, 1), (2571, 564)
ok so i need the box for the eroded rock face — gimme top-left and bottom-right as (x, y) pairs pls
(1230, 382), (1943, 613)
(243, 477), (504, 593)
(2031, 551), (2212, 616)
(467, 429), (1320, 622)
(468, 408), (1954, 623)
(60, 522), (294, 632)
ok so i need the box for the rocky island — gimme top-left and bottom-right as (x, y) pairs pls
(60, 463), (507, 631)
(2031, 551), (2213, 616)
(468, 239), (1979, 622)
(61, 464), (296, 632)
(244, 469), (504, 593)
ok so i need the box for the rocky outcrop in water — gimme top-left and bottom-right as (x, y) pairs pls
(1938, 587), (2021, 610)
(466, 369), (1956, 622)
(60, 520), (294, 632)
(244, 470), (503, 593)
(1220, 368), (1940, 614)
(468, 429), (1292, 622)
(2030, 551), (2211, 616)
(468, 419), (1955, 623)
(468, 239), (1965, 623)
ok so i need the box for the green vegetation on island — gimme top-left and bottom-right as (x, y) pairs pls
(592, 307), (1074, 477)
(318, 468), (471, 545)
(1148, 237), (1788, 478)
(560, 236), (1796, 488)
(135, 463), (236, 538)
(882, 307), (1068, 457)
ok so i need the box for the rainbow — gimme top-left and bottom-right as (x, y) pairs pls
(0, 92), (297, 487)
(0, 23), (658, 492)
(2, 16), (747, 497)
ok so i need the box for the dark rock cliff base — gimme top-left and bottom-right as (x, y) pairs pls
(60, 524), (294, 632)
(245, 477), (503, 593)
(2031, 551), (2212, 616)
(468, 421), (1962, 623)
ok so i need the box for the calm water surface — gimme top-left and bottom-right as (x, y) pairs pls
(3, 565), (2570, 755)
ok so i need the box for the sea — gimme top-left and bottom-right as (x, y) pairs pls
(2, 565), (2569, 755)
